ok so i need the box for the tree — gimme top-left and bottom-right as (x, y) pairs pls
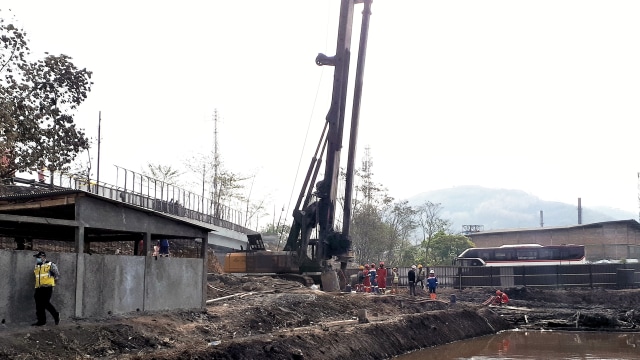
(382, 200), (418, 266)
(349, 147), (398, 265)
(1, 14), (92, 180)
(430, 232), (475, 265)
(143, 163), (182, 186)
(417, 201), (452, 265)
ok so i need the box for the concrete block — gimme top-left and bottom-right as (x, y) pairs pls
(144, 257), (203, 311)
(83, 254), (144, 318)
(0, 250), (76, 325)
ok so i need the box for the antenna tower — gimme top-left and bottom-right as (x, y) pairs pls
(361, 146), (373, 203)
(213, 109), (219, 210)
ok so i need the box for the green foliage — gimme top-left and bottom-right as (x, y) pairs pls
(429, 232), (475, 265)
(1, 12), (92, 178)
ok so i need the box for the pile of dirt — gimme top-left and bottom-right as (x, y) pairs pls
(1, 276), (639, 360)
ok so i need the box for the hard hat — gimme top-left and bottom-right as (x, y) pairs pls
(379, 261), (384, 265)
(411, 265), (416, 269)
(496, 290), (501, 295)
(371, 263), (376, 267)
(365, 264), (370, 269)
(429, 270), (435, 274)
(418, 264), (423, 268)
(392, 267), (397, 270)
(359, 265), (364, 270)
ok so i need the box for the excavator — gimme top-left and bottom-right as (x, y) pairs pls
(224, 0), (373, 291)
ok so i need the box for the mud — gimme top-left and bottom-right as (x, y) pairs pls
(1, 274), (639, 360)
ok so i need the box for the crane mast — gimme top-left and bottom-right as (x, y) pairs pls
(285, 0), (373, 291)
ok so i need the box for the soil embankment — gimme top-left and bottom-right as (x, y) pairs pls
(1, 274), (639, 359)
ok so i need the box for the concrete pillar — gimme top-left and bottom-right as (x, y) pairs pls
(201, 233), (208, 308)
(74, 226), (85, 318)
(144, 232), (152, 256)
(142, 232), (152, 311)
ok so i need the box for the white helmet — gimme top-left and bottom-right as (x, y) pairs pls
(429, 270), (435, 274)
(411, 265), (416, 269)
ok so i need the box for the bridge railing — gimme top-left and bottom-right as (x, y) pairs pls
(49, 169), (252, 234)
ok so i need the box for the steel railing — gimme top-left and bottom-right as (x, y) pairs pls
(47, 168), (252, 234)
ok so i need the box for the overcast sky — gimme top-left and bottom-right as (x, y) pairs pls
(4, 1), (640, 225)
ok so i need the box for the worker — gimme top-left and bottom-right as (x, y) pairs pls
(377, 262), (387, 294)
(159, 239), (170, 257)
(32, 251), (60, 326)
(427, 269), (438, 299)
(356, 265), (365, 292)
(363, 264), (371, 293)
(408, 265), (417, 296)
(416, 264), (426, 290)
(369, 262), (378, 294)
(391, 267), (399, 294)
(493, 290), (509, 306)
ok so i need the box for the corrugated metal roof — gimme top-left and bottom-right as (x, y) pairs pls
(466, 219), (640, 236)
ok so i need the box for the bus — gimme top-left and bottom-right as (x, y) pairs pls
(454, 244), (586, 266)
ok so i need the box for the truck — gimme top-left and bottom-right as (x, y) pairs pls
(224, 0), (373, 291)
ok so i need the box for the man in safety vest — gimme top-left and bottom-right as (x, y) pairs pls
(32, 251), (60, 326)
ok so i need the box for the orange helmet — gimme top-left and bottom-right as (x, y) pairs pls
(359, 265), (364, 270)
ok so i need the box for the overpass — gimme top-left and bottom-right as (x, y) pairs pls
(11, 167), (252, 252)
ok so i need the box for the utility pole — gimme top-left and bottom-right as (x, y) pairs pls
(96, 111), (102, 193)
(213, 109), (219, 216)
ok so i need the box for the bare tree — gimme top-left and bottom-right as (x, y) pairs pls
(416, 201), (452, 265)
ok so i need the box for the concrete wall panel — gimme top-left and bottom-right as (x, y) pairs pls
(82, 254), (145, 317)
(0, 251), (77, 326)
(1, 250), (204, 326)
(144, 257), (203, 311)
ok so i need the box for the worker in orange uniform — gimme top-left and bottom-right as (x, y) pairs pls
(363, 264), (371, 293)
(485, 290), (510, 306)
(493, 290), (509, 305)
(377, 262), (387, 294)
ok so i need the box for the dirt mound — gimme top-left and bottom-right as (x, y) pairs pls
(2, 277), (640, 360)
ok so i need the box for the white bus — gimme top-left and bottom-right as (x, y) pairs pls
(454, 244), (586, 266)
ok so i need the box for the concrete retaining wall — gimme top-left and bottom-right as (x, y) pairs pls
(0, 250), (203, 326)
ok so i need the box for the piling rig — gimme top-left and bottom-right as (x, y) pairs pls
(224, 0), (373, 291)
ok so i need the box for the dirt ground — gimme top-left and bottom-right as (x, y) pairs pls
(1, 275), (639, 360)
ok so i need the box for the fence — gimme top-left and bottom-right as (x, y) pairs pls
(343, 264), (639, 290)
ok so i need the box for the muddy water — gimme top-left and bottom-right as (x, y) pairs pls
(394, 330), (640, 359)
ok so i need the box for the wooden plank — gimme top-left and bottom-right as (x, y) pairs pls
(0, 213), (78, 227)
(0, 197), (75, 211)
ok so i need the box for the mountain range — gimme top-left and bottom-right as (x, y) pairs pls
(407, 186), (637, 233)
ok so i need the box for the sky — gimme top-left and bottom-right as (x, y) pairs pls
(3, 0), (640, 227)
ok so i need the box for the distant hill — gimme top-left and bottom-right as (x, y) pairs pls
(407, 186), (637, 233)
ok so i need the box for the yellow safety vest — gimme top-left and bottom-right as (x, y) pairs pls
(34, 262), (56, 288)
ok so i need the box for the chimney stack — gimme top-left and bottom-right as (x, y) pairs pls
(578, 198), (582, 225)
(540, 210), (544, 228)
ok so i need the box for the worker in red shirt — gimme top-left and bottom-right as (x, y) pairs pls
(377, 262), (387, 294)
(363, 264), (371, 293)
(493, 290), (509, 305)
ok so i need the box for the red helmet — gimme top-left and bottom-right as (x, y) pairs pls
(496, 290), (502, 295)
(379, 261), (384, 265)
(365, 264), (370, 269)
